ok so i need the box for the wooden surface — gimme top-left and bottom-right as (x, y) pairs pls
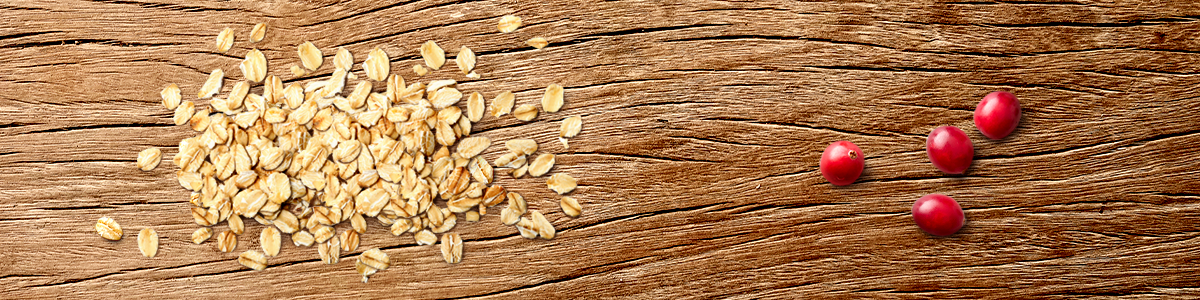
(2, 0), (1200, 298)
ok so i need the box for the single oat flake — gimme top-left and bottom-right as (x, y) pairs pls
(528, 153), (555, 177)
(241, 49), (268, 83)
(137, 147), (162, 171)
(456, 136), (491, 159)
(340, 230), (360, 252)
(334, 47), (354, 71)
(497, 15), (522, 33)
(192, 227), (213, 244)
(506, 139), (538, 156)
(489, 91), (515, 117)
(359, 248), (390, 270)
(239, 250), (268, 271)
(415, 229), (437, 245)
(138, 228), (159, 258)
(547, 173), (576, 194)
(561, 115), (582, 138)
(215, 27), (234, 52)
(420, 41), (446, 70)
(467, 92), (484, 122)
(249, 23), (267, 43)
(363, 47), (390, 81)
(440, 232), (463, 264)
(95, 217), (123, 241)
(161, 83), (181, 110)
(217, 230), (237, 253)
(542, 84), (564, 113)
(561, 196), (582, 217)
(261, 226), (281, 257)
(527, 37), (548, 49)
(198, 69), (224, 99)
(297, 41), (323, 71)
(292, 231), (315, 247)
(455, 46), (476, 75)
(531, 210), (555, 239)
(513, 104), (538, 121)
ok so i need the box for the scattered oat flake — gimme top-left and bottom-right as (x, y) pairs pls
(561, 196), (582, 217)
(455, 46), (476, 75)
(440, 233), (463, 264)
(293, 231), (315, 247)
(498, 15), (522, 33)
(420, 41), (445, 70)
(137, 147), (162, 171)
(95, 217), (123, 241)
(340, 230), (360, 252)
(464, 92), (484, 122)
(290, 65), (308, 77)
(532, 210), (555, 239)
(333, 47), (353, 71)
(489, 91), (515, 117)
(413, 64), (429, 76)
(173, 101), (195, 126)
(215, 27), (234, 52)
(261, 226), (281, 257)
(193, 227), (213, 244)
(227, 81), (250, 110)
(217, 230), (237, 252)
(516, 217), (538, 239)
(363, 47), (390, 81)
(513, 104), (538, 121)
(250, 23), (267, 43)
(298, 41), (323, 71)
(415, 229), (437, 245)
(542, 84), (564, 113)
(547, 173), (577, 194)
(161, 83), (181, 110)
(138, 228), (159, 258)
(319, 237), (341, 264)
(239, 250), (268, 271)
(456, 136), (491, 159)
(528, 153), (555, 177)
(228, 214), (245, 235)
(198, 69), (224, 99)
(561, 115), (582, 138)
(505, 139), (538, 156)
(359, 248), (390, 270)
(430, 87), (463, 109)
(527, 37), (548, 49)
(241, 49), (268, 83)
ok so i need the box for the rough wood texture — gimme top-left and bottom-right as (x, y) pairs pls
(2, 0), (1199, 298)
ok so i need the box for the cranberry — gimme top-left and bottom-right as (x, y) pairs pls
(912, 194), (964, 236)
(819, 141), (864, 186)
(926, 126), (974, 174)
(974, 91), (1021, 140)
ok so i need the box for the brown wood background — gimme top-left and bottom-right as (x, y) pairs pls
(2, 0), (1200, 298)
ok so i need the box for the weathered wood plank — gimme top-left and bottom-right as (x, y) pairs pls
(1, 0), (1199, 298)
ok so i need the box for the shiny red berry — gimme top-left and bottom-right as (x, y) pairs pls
(820, 141), (864, 186)
(912, 194), (964, 236)
(926, 126), (974, 174)
(974, 91), (1021, 140)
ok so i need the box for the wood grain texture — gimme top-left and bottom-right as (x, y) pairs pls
(2, 0), (1200, 298)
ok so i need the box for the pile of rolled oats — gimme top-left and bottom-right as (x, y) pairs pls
(119, 16), (584, 282)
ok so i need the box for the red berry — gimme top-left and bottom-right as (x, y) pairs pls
(912, 194), (964, 236)
(819, 141), (864, 186)
(926, 126), (974, 174)
(974, 91), (1021, 140)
